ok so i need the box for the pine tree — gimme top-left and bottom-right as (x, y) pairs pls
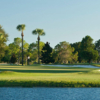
(10, 54), (17, 64)
(40, 42), (54, 64)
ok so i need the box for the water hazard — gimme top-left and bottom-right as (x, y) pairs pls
(42, 64), (100, 68)
(0, 87), (100, 100)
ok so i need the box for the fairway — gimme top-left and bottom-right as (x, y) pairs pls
(0, 64), (100, 87)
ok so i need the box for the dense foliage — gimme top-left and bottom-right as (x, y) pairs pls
(10, 54), (17, 64)
(0, 25), (8, 62)
(41, 42), (54, 64)
(54, 41), (78, 64)
(0, 25), (100, 64)
(80, 36), (98, 63)
(71, 36), (99, 63)
(70, 42), (82, 62)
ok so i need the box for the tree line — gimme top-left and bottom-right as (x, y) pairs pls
(0, 25), (100, 64)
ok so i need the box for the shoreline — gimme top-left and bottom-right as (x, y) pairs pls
(0, 80), (100, 87)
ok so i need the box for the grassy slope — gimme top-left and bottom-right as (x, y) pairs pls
(0, 64), (100, 87)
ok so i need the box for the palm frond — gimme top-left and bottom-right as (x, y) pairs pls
(41, 32), (45, 36)
(16, 24), (25, 31)
(32, 30), (37, 35)
(32, 28), (45, 36)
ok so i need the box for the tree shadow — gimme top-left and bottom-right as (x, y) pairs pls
(0, 69), (90, 73)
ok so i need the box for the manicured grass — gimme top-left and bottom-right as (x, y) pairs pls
(0, 64), (100, 87)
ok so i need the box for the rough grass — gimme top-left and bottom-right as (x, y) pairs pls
(0, 64), (100, 87)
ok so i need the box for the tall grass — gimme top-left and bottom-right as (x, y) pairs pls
(0, 80), (100, 87)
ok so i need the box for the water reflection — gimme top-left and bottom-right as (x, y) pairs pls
(0, 88), (100, 100)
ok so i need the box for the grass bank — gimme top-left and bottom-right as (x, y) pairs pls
(0, 64), (100, 87)
(45, 63), (100, 66)
(91, 63), (100, 67)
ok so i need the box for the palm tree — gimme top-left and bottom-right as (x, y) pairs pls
(16, 24), (25, 66)
(32, 28), (45, 64)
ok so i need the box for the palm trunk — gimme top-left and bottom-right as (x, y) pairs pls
(38, 35), (40, 64)
(21, 31), (24, 66)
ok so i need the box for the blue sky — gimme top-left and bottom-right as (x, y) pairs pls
(1, 0), (100, 48)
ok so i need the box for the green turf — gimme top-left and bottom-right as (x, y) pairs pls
(0, 64), (100, 87)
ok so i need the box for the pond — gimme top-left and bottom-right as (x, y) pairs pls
(42, 64), (100, 68)
(0, 87), (100, 100)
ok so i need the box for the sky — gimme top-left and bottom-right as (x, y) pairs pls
(0, 0), (100, 48)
